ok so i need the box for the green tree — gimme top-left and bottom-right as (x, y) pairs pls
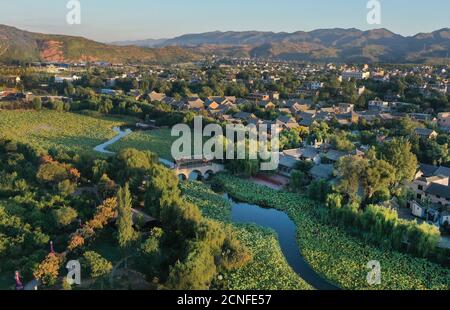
(53, 206), (78, 227)
(336, 156), (368, 202)
(378, 138), (418, 184)
(145, 164), (181, 218)
(307, 180), (331, 202)
(114, 148), (156, 189)
(280, 128), (302, 150)
(165, 241), (216, 290)
(82, 251), (112, 288)
(116, 183), (137, 250)
(289, 170), (309, 191)
(364, 159), (396, 201)
(329, 132), (355, 152)
(326, 193), (343, 210)
(98, 98), (113, 114)
(37, 162), (69, 184)
(98, 174), (116, 199)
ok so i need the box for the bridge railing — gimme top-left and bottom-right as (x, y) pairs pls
(176, 162), (215, 169)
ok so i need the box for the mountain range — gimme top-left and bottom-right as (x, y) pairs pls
(0, 25), (200, 64)
(113, 28), (450, 63)
(1, 24), (450, 64)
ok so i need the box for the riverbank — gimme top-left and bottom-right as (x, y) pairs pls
(229, 194), (338, 290)
(211, 174), (450, 290)
(181, 182), (313, 290)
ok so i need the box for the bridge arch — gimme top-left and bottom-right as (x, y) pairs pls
(204, 170), (215, 180)
(188, 170), (203, 181)
(178, 173), (188, 181)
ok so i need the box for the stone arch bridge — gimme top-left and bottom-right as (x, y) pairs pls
(174, 159), (225, 181)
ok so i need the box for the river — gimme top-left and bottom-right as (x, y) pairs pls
(227, 194), (339, 290)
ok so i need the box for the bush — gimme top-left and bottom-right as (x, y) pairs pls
(82, 251), (113, 279)
(219, 228), (252, 270)
(32, 97), (42, 110)
(307, 180), (331, 202)
(210, 180), (225, 193)
(53, 206), (78, 227)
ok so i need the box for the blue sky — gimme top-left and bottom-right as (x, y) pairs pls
(1, 0), (449, 42)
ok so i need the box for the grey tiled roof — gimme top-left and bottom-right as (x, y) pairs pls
(309, 164), (334, 179)
(434, 166), (450, 178)
(419, 163), (439, 177)
(279, 154), (299, 169)
(414, 128), (435, 136)
(426, 184), (450, 199)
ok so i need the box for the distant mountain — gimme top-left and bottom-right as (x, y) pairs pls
(1, 25), (450, 64)
(115, 28), (450, 63)
(111, 38), (169, 48)
(0, 25), (200, 64)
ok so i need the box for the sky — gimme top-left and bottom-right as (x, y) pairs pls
(1, 0), (449, 42)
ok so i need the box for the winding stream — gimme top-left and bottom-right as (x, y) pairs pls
(227, 195), (339, 290)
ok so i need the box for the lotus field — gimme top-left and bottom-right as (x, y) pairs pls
(210, 174), (450, 290)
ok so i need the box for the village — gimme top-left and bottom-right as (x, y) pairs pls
(1, 59), (449, 235)
(1, 53), (450, 294)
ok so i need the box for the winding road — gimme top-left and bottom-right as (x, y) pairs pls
(93, 127), (132, 155)
(93, 127), (175, 168)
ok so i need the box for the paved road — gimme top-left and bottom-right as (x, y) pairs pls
(93, 127), (132, 154)
(93, 127), (175, 169)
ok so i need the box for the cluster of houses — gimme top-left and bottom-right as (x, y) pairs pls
(275, 141), (450, 229)
(0, 90), (71, 105)
(139, 91), (238, 114)
(409, 164), (450, 228)
(277, 141), (364, 181)
(136, 89), (450, 142)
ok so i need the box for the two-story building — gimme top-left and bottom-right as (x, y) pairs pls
(411, 164), (450, 206)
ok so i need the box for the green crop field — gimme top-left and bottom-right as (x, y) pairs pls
(0, 110), (135, 155)
(0, 110), (203, 160)
(108, 129), (176, 160)
(110, 128), (205, 160)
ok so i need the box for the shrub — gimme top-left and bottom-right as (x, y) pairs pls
(53, 206), (78, 227)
